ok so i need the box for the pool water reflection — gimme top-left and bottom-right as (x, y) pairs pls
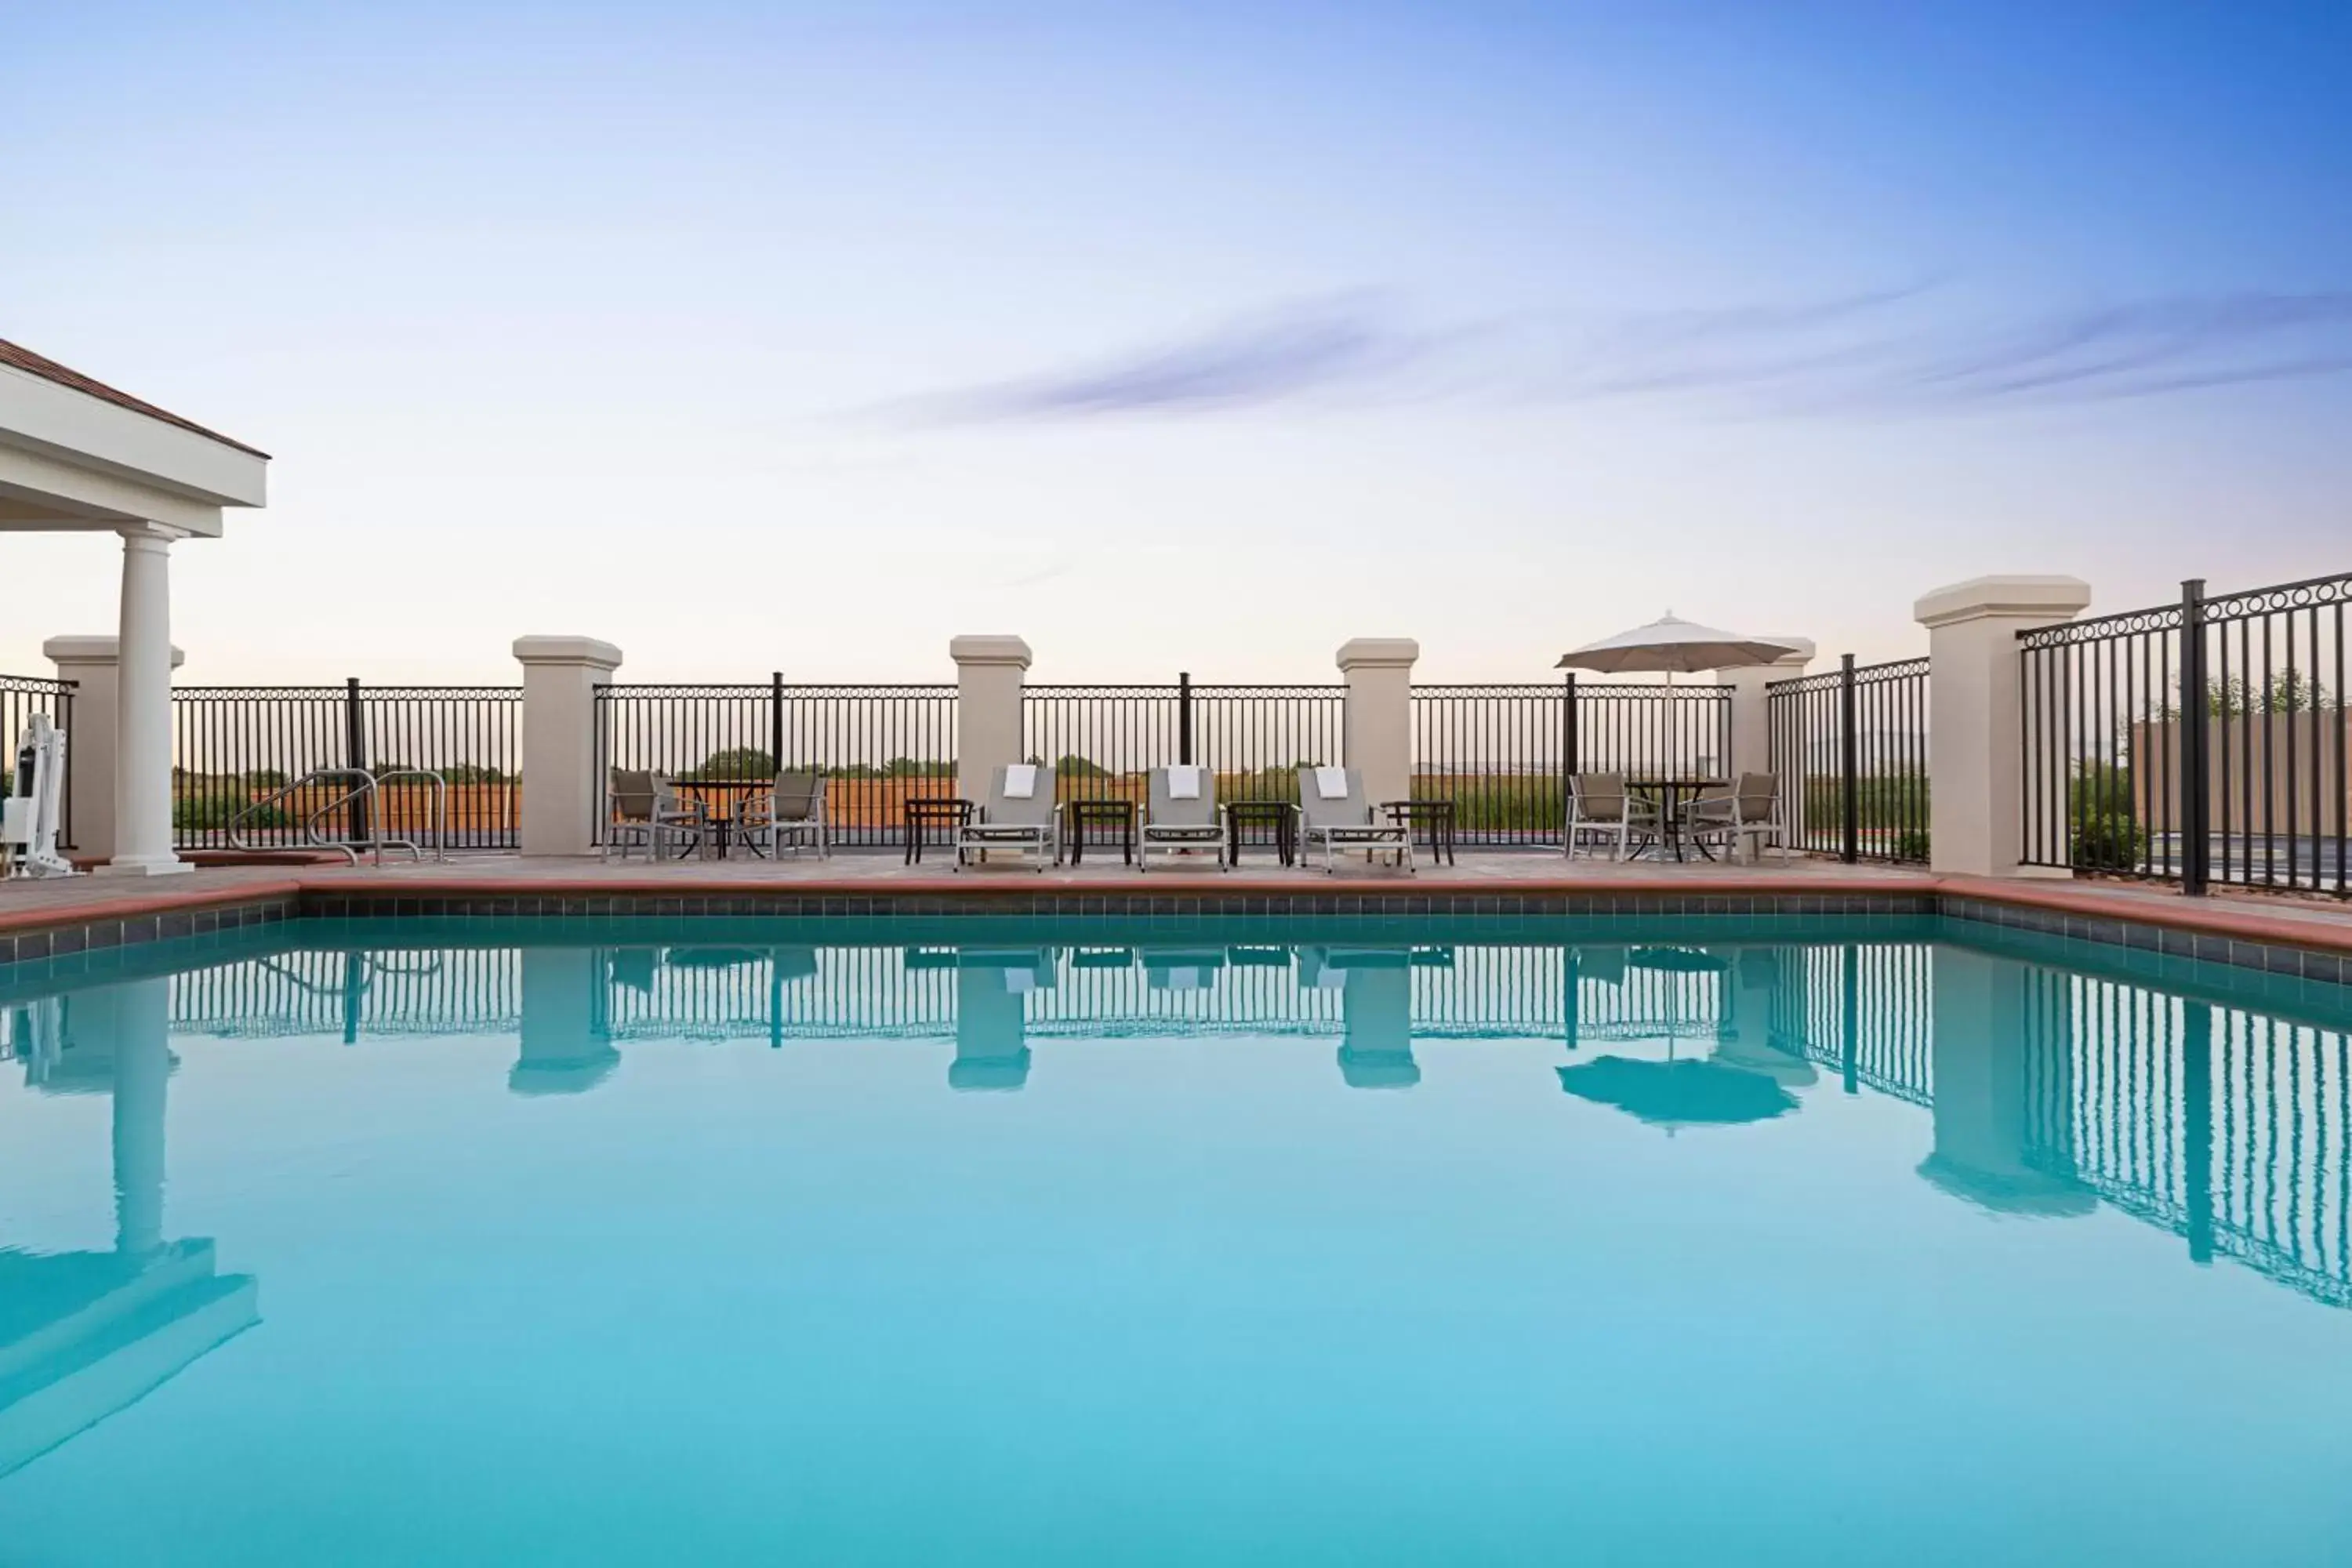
(2, 916), (2348, 1565)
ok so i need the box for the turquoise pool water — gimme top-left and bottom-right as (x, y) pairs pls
(2, 915), (2348, 1565)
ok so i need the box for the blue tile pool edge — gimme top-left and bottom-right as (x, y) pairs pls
(0, 887), (2347, 1000)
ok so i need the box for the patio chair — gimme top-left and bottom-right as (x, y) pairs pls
(954, 764), (1059, 871)
(1139, 764), (1225, 872)
(602, 768), (706, 861)
(1683, 771), (1788, 862)
(1563, 772), (1659, 862)
(738, 769), (829, 859)
(1294, 766), (1413, 874)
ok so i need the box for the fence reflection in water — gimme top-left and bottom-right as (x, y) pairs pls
(118, 927), (2352, 1311)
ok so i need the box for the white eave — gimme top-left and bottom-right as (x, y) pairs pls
(0, 358), (268, 538)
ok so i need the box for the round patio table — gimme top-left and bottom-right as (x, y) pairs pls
(1622, 777), (1728, 862)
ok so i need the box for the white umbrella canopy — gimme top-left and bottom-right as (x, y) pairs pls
(1555, 613), (1802, 675)
(1555, 614), (1804, 783)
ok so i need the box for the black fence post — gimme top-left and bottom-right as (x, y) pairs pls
(1563, 672), (1580, 777)
(1178, 671), (1193, 766)
(1839, 653), (1859, 864)
(770, 671), (785, 773)
(2180, 579), (2210, 895)
(343, 676), (370, 848)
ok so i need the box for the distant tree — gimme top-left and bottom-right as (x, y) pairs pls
(696, 746), (775, 780)
(1054, 753), (1109, 779)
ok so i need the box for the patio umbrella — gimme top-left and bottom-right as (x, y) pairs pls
(1556, 614), (1802, 777)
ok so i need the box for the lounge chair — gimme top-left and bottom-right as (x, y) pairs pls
(1294, 766), (1413, 874)
(1139, 764), (1225, 872)
(1683, 771), (1788, 862)
(954, 764), (1059, 871)
(1563, 772), (1658, 862)
(602, 768), (706, 861)
(739, 769), (829, 858)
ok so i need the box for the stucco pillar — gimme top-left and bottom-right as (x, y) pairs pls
(45, 633), (184, 861)
(1915, 575), (2092, 878)
(514, 636), (622, 856)
(96, 525), (189, 876)
(949, 635), (1031, 804)
(1337, 637), (1417, 808)
(1715, 639), (1813, 858)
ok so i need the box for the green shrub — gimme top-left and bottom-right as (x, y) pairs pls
(174, 793), (289, 832)
(2070, 811), (2143, 871)
(1891, 827), (1931, 862)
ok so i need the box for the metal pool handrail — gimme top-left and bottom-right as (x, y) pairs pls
(226, 768), (448, 865)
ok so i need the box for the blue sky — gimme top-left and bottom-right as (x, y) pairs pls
(3, 2), (2347, 681)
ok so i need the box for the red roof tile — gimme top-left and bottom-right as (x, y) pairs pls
(0, 337), (268, 459)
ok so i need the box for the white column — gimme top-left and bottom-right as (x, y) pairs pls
(949, 635), (1031, 804)
(45, 633), (185, 863)
(1915, 575), (2091, 878)
(1337, 637), (1418, 808)
(514, 636), (623, 856)
(96, 524), (191, 876)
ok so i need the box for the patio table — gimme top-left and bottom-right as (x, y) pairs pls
(1623, 777), (1728, 862)
(1223, 800), (1297, 868)
(902, 797), (974, 865)
(669, 778), (768, 858)
(1382, 800), (1457, 866)
(1060, 797), (1136, 866)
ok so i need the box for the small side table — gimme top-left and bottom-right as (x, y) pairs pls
(1062, 797), (1136, 866)
(1384, 800), (1457, 866)
(903, 797), (973, 865)
(1224, 800), (1297, 868)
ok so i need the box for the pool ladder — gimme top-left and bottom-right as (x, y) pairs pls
(225, 768), (449, 865)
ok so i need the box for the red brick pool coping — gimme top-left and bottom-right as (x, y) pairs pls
(5, 863), (2350, 957)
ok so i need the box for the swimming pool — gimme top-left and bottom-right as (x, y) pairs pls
(2, 913), (2348, 1565)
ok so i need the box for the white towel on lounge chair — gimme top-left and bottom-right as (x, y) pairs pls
(1003, 764), (1039, 799)
(1167, 764), (1203, 800)
(1314, 767), (1348, 800)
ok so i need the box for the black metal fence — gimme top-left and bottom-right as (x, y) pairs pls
(0, 673), (76, 848)
(1412, 682), (1569, 846)
(2020, 570), (2350, 897)
(1021, 678), (1346, 853)
(1409, 679), (1734, 847)
(1022, 679), (1346, 797)
(172, 683), (522, 851)
(593, 678), (958, 848)
(1766, 656), (1930, 863)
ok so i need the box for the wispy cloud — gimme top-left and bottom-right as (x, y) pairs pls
(898, 295), (1452, 423)
(885, 285), (2352, 424)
